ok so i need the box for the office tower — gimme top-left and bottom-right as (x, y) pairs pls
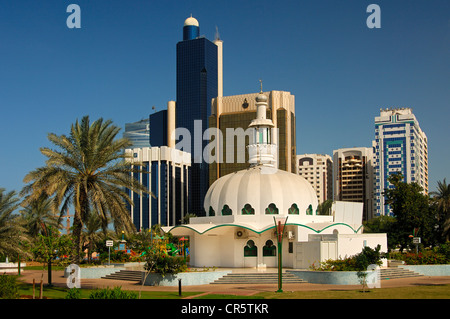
(373, 107), (429, 216)
(209, 90), (296, 186)
(149, 110), (167, 147)
(123, 119), (151, 148)
(333, 147), (374, 221)
(126, 146), (191, 230)
(176, 16), (220, 216)
(296, 154), (333, 204)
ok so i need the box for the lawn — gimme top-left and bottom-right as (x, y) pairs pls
(16, 282), (450, 299)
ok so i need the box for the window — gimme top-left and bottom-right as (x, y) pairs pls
(265, 203), (279, 215)
(241, 203), (255, 215)
(222, 204), (232, 216)
(263, 240), (276, 256)
(209, 206), (215, 216)
(288, 203), (299, 215)
(306, 204), (313, 215)
(244, 240), (257, 257)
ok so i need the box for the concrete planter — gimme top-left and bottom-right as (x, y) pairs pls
(400, 264), (450, 276)
(64, 265), (125, 279)
(288, 270), (364, 285)
(143, 270), (232, 286)
(0, 262), (26, 273)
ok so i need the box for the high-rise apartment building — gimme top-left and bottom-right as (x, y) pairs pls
(333, 147), (374, 220)
(373, 108), (428, 216)
(176, 16), (221, 216)
(209, 90), (296, 185)
(296, 154), (333, 204)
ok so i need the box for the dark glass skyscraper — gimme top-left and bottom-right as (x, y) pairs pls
(176, 16), (218, 216)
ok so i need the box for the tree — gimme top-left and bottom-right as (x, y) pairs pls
(316, 199), (333, 215)
(20, 194), (60, 238)
(430, 178), (450, 241)
(81, 213), (104, 263)
(22, 116), (153, 264)
(384, 173), (433, 250)
(0, 188), (30, 259)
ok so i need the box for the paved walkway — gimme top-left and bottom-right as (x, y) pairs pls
(15, 268), (450, 298)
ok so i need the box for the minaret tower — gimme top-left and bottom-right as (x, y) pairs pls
(247, 81), (277, 168)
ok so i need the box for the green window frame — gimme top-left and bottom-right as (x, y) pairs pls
(241, 203), (255, 215)
(265, 203), (279, 215)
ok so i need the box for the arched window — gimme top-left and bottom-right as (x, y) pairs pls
(241, 203), (255, 215)
(222, 205), (232, 216)
(306, 204), (313, 215)
(209, 206), (215, 216)
(244, 240), (257, 257)
(263, 240), (276, 256)
(265, 203), (279, 215)
(288, 203), (299, 215)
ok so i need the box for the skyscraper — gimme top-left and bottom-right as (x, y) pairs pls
(209, 90), (296, 186)
(333, 147), (375, 221)
(123, 119), (150, 149)
(373, 108), (428, 216)
(126, 146), (191, 230)
(176, 16), (220, 216)
(296, 154), (333, 204)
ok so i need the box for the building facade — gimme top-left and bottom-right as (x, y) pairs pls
(126, 146), (191, 230)
(373, 108), (428, 216)
(209, 90), (296, 186)
(123, 119), (151, 148)
(333, 147), (374, 221)
(176, 16), (220, 216)
(296, 154), (333, 204)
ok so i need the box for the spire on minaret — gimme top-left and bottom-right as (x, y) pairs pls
(247, 85), (277, 167)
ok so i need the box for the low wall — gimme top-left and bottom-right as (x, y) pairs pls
(400, 265), (450, 276)
(64, 265), (125, 279)
(0, 262), (26, 273)
(287, 270), (362, 285)
(143, 270), (232, 286)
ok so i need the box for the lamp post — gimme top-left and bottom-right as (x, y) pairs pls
(273, 216), (288, 293)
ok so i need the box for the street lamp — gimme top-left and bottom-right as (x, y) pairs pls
(273, 216), (288, 293)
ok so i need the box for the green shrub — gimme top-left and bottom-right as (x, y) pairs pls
(0, 274), (20, 299)
(311, 245), (382, 271)
(65, 288), (81, 299)
(89, 286), (137, 299)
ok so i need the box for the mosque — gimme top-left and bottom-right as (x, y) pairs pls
(164, 86), (387, 269)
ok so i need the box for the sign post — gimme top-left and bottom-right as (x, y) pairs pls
(106, 240), (113, 265)
(413, 237), (421, 254)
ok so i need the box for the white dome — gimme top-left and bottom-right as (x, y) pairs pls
(204, 165), (319, 217)
(184, 16), (199, 27)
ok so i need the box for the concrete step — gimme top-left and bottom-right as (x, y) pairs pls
(102, 270), (144, 282)
(380, 267), (423, 280)
(212, 272), (306, 284)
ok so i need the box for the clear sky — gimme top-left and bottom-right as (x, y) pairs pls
(0, 0), (448, 195)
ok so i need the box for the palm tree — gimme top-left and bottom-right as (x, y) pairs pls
(0, 188), (30, 259)
(21, 194), (60, 238)
(22, 116), (152, 264)
(81, 213), (104, 263)
(430, 179), (450, 241)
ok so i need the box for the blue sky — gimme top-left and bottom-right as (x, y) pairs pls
(0, 0), (448, 195)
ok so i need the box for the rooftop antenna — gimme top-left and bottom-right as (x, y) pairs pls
(215, 26), (221, 41)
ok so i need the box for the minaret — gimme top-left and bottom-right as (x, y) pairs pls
(247, 82), (277, 168)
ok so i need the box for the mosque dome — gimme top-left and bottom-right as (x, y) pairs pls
(184, 16), (199, 27)
(204, 165), (319, 218)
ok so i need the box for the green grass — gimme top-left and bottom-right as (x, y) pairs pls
(17, 282), (201, 299)
(15, 279), (450, 299)
(254, 284), (450, 299)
